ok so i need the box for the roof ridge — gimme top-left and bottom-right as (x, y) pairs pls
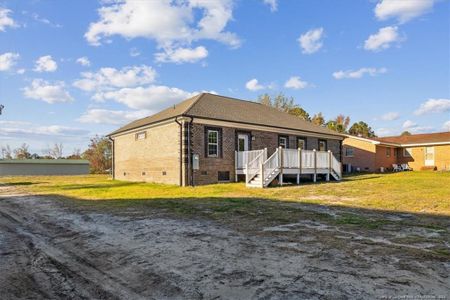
(183, 93), (207, 115)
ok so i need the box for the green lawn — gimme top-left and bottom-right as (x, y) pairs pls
(1, 171), (449, 216)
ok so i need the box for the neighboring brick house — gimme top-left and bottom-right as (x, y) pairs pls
(108, 93), (344, 186)
(343, 132), (450, 172)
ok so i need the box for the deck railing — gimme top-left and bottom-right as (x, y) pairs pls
(237, 147), (342, 186)
(236, 149), (265, 169)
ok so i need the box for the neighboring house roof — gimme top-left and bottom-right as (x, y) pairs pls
(374, 132), (450, 145)
(0, 159), (89, 164)
(109, 93), (344, 137)
(345, 132), (450, 147)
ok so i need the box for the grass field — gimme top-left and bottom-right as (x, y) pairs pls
(1, 171), (449, 216)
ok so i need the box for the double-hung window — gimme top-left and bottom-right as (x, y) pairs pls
(279, 136), (288, 148)
(207, 129), (219, 157)
(318, 140), (327, 151)
(345, 147), (354, 157)
(297, 138), (306, 150)
(386, 147), (391, 157)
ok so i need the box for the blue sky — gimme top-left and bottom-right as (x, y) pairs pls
(0, 0), (449, 155)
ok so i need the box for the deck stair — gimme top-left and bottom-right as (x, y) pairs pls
(239, 147), (342, 188)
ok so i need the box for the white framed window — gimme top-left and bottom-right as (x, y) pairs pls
(345, 147), (354, 157)
(386, 147), (391, 157)
(403, 148), (412, 157)
(297, 138), (306, 150)
(279, 136), (288, 148)
(318, 140), (327, 151)
(207, 130), (219, 157)
(135, 131), (146, 140)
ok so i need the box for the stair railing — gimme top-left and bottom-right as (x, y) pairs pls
(261, 148), (280, 187)
(245, 151), (265, 184)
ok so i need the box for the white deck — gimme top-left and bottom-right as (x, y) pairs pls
(235, 148), (342, 188)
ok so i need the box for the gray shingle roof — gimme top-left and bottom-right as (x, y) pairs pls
(109, 93), (343, 137)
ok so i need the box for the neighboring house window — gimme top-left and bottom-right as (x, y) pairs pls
(403, 148), (412, 157)
(318, 140), (327, 151)
(394, 148), (398, 157)
(297, 137), (306, 150)
(386, 147), (391, 157)
(207, 129), (219, 157)
(279, 136), (289, 148)
(345, 147), (354, 157)
(135, 131), (146, 140)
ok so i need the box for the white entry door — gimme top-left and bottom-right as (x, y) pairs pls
(238, 134), (249, 151)
(424, 147), (435, 166)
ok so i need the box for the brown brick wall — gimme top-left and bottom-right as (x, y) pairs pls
(190, 123), (342, 185)
(343, 137), (377, 172)
(374, 145), (398, 171)
(113, 122), (181, 184)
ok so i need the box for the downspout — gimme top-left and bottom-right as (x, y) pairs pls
(187, 117), (194, 186)
(108, 136), (115, 180)
(175, 117), (183, 186)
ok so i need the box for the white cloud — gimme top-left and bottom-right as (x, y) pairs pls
(402, 120), (416, 129)
(73, 65), (157, 92)
(375, 0), (436, 23)
(0, 52), (19, 71)
(402, 120), (433, 133)
(31, 12), (62, 28)
(414, 98), (450, 115)
(284, 76), (309, 89)
(85, 0), (240, 49)
(155, 46), (208, 64)
(443, 121), (450, 131)
(78, 109), (150, 125)
(298, 28), (324, 54)
(16, 68), (25, 74)
(380, 112), (400, 121)
(93, 85), (197, 110)
(245, 78), (265, 91)
(129, 47), (140, 57)
(263, 0), (278, 12)
(23, 79), (74, 104)
(364, 26), (401, 51)
(34, 55), (58, 72)
(0, 123), (88, 138)
(333, 67), (387, 79)
(375, 127), (396, 136)
(0, 7), (17, 31)
(76, 56), (91, 67)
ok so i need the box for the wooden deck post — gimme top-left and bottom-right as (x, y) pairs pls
(260, 161), (264, 188)
(245, 162), (249, 184)
(279, 146), (283, 186)
(264, 148), (268, 160)
(235, 151), (238, 182)
(297, 148), (301, 184)
(313, 149), (317, 183)
(327, 150), (331, 181)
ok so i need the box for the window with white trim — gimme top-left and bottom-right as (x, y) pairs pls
(403, 148), (412, 157)
(135, 131), (146, 140)
(279, 136), (288, 148)
(297, 138), (306, 150)
(207, 130), (219, 157)
(345, 147), (354, 157)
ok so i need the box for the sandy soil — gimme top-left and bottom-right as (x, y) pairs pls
(0, 185), (449, 299)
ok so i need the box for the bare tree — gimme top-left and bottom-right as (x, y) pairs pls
(1, 145), (13, 159)
(43, 143), (64, 159)
(14, 143), (31, 159)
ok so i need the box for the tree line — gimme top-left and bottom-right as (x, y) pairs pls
(258, 93), (376, 138)
(0, 136), (111, 174)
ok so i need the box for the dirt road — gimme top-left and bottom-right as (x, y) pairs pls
(0, 185), (449, 299)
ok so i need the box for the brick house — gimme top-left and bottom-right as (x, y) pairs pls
(108, 93), (344, 187)
(343, 132), (450, 172)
